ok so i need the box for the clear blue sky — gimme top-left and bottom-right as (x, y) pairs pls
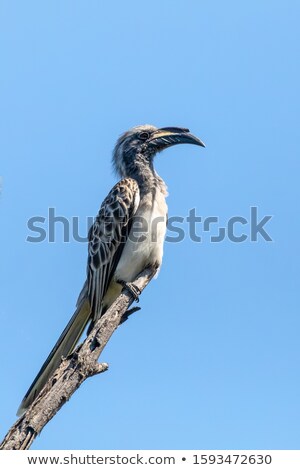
(0, 1), (299, 450)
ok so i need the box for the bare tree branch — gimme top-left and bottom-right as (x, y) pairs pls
(0, 266), (157, 450)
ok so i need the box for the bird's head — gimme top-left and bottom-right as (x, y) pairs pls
(112, 124), (205, 177)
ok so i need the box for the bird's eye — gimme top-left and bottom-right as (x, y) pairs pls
(138, 132), (150, 140)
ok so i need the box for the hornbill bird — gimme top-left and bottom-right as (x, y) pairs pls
(17, 125), (205, 415)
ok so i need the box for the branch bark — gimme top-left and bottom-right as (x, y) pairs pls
(0, 266), (157, 450)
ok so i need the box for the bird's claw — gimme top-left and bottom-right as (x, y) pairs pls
(118, 280), (141, 302)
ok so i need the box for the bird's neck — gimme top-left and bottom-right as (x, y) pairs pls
(127, 158), (167, 197)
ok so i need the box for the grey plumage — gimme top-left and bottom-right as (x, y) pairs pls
(17, 125), (205, 416)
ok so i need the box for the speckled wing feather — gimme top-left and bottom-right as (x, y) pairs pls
(87, 177), (140, 323)
(17, 177), (139, 416)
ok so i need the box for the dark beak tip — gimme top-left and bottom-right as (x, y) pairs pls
(186, 133), (206, 148)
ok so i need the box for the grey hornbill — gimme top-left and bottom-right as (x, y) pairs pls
(17, 125), (205, 415)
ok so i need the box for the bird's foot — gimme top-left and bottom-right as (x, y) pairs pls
(118, 280), (141, 302)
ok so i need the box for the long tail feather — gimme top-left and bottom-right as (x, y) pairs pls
(17, 295), (90, 416)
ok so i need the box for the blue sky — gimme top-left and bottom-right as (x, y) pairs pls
(0, 0), (299, 450)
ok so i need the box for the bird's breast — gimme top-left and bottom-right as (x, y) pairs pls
(114, 191), (168, 283)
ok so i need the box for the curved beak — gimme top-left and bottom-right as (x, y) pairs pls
(149, 126), (205, 150)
